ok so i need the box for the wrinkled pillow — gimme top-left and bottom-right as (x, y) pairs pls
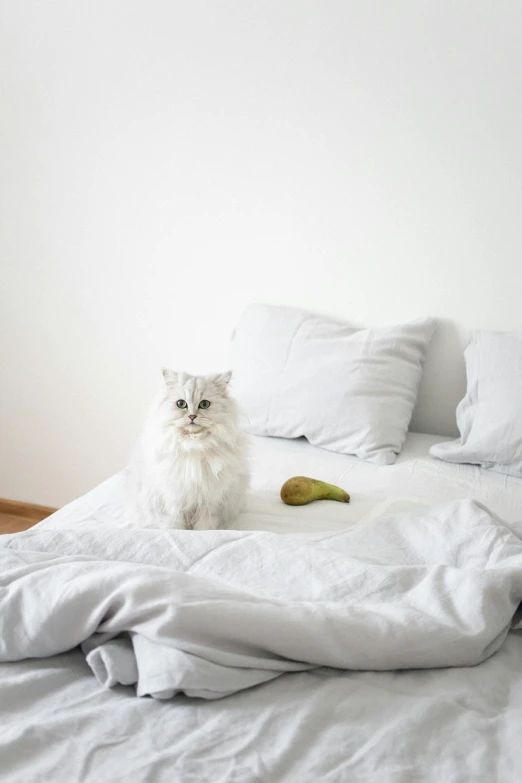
(430, 330), (522, 478)
(230, 304), (435, 465)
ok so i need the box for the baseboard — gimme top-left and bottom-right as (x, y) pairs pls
(0, 498), (58, 522)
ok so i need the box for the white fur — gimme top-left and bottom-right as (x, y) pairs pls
(126, 370), (249, 530)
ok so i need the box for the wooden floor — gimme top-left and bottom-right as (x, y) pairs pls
(0, 499), (58, 534)
(0, 513), (41, 534)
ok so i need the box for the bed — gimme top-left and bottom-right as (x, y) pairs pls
(2, 431), (522, 782)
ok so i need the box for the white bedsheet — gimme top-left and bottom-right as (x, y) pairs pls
(41, 433), (522, 534)
(2, 433), (522, 782)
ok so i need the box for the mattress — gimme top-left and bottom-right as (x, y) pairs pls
(2, 433), (522, 783)
(43, 432), (522, 533)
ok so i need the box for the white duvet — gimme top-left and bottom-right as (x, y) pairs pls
(2, 499), (522, 703)
(2, 434), (522, 782)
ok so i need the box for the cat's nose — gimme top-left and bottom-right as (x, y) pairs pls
(189, 415), (197, 421)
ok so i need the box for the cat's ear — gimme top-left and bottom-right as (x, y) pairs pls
(161, 367), (179, 388)
(211, 371), (232, 392)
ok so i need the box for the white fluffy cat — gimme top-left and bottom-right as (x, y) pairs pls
(127, 369), (249, 530)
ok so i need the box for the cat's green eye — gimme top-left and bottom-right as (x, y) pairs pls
(176, 400), (187, 409)
(199, 400), (211, 409)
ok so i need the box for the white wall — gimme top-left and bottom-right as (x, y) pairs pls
(1, 1), (521, 507)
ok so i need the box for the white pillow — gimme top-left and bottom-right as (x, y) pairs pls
(430, 330), (522, 478)
(230, 304), (435, 465)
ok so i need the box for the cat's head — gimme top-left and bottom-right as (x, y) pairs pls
(160, 368), (235, 438)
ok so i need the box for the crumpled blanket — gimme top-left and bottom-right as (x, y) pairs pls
(1, 500), (522, 700)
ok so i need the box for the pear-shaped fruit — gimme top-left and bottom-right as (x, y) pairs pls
(280, 476), (350, 506)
